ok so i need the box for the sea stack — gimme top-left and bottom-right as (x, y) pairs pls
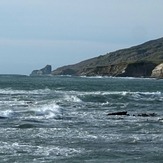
(30, 65), (52, 76)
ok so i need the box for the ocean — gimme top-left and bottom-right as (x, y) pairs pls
(0, 75), (163, 163)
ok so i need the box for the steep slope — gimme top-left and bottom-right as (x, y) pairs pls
(151, 63), (163, 78)
(52, 37), (163, 77)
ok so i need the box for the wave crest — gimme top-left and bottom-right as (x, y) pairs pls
(33, 102), (61, 119)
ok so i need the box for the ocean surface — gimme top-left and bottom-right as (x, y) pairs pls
(0, 75), (163, 163)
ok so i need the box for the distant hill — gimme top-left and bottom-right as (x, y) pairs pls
(53, 37), (163, 77)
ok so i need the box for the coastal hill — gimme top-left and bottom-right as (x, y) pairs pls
(52, 37), (163, 78)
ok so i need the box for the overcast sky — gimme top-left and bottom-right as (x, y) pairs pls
(0, 0), (163, 74)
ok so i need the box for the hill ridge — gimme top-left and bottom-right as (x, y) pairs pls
(52, 37), (163, 77)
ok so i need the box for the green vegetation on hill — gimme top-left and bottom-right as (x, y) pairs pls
(52, 37), (163, 77)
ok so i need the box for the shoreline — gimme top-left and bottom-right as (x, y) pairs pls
(0, 73), (162, 80)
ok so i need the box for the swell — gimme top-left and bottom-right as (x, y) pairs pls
(0, 86), (163, 162)
(0, 88), (162, 118)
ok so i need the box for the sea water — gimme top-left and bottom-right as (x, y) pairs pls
(0, 75), (163, 163)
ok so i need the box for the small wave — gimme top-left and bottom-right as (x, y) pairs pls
(0, 110), (14, 118)
(33, 146), (83, 158)
(0, 88), (51, 95)
(85, 76), (104, 79)
(80, 76), (153, 80)
(32, 102), (61, 119)
(101, 101), (110, 106)
(64, 95), (82, 103)
(79, 91), (162, 96)
(137, 91), (161, 96)
(54, 90), (162, 104)
(0, 100), (31, 107)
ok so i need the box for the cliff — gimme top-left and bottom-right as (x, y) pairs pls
(151, 63), (163, 78)
(30, 65), (52, 76)
(52, 37), (163, 77)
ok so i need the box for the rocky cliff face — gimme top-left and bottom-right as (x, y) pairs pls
(52, 37), (163, 77)
(76, 62), (156, 77)
(30, 65), (52, 76)
(151, 63), (163, 78)
(121, 62), (157, 77)
(79, 63), (127, 76)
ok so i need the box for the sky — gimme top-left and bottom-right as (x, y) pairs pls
(0, 0), (163, 75)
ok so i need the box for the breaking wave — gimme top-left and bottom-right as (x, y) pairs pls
(32, 102), (62, 119)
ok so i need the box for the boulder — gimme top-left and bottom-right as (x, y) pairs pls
(107, 111), (128, 116)
(136, 113), (157, 117)
(151, 63), (163, 78)
(30, 65), (52, 76)
(107, 111), (157, 117)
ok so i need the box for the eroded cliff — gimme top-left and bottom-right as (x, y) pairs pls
(52, 37), (163, 77)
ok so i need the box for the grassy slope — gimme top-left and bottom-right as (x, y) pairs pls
(52, 37), (163, 75)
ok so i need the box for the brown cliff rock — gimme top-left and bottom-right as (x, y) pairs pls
(151, 63), (163, 78)
(52, 37), (163, 77)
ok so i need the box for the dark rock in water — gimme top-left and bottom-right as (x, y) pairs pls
(30, 65), (52, 76)
(107, 111), (157, 117)
(0, 116), (8, 119)
(136, 113), (157, 117)
(158, 118), (163, 121)
(107, 111), (128, 116)
(18, 123), (36, 129)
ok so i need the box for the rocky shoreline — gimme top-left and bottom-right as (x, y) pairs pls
(30, 63), (163, 79)
(30, 37), (163, 78)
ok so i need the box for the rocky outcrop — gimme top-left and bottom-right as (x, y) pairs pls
(79, 63), (127, 76)
(30, 65), (52, 76)
(52, 37), (163, 77)
(108, 111), (128, 116)
(151, 63), (163, 78)
(121, 62), (157, 77)
(76, 61), (156, 77)
(107, 111), (157, 117)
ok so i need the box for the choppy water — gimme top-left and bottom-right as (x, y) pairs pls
(0, 75), (163, 163)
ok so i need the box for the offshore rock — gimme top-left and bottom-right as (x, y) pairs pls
(107, 111), (128, 116)
(136, 113), (157, 117)
(107, 111), (157, 117)
(151, 63), (163, 78)
(30, 65), (52, 76)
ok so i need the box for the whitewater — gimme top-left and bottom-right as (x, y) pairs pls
(0, 75), (163, 162)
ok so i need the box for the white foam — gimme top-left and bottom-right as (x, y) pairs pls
(0, 88), (51, 95)
(101, 101), (109, 106)
(64, 95), (82, 103)
(80, 91), (162, 96)
(0, 100), (30, 107)
(33, 102), (61, 119)
(33, 146), (83, 158)
(80, 75), (104, 78)
(0, 110), (13, 118)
